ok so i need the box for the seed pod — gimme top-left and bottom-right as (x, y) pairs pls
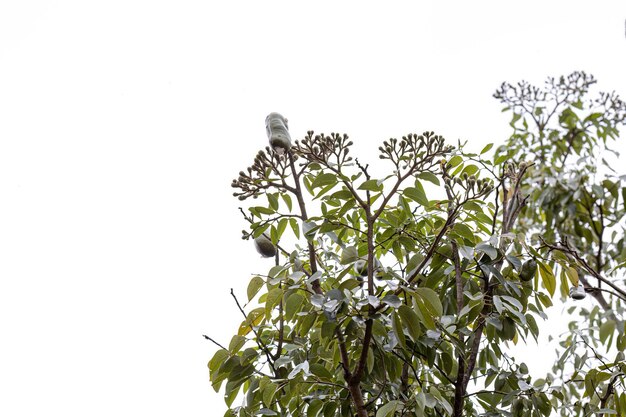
(569, 284), (586, 300)
(265, 112), (292, 153)
(254, 234), (276, 258)
(519, 259), (537, 282)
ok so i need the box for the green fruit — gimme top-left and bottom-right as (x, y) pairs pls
(254, 235), (276, 258)
(265, 112), (292, 153)
(519, 259), (537, 282)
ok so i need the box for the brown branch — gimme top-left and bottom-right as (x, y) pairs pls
(372, 161), (438, 221)
(540, 237), (626, 300)
(202, 335), (226, 350)
(451, 241), (466, 417)
(391, 350), (423, 390)
(287, 151), (320, 291)
(600, 374), (623, 415)
(584, 284), (626, 303)
(462, 164), (528, 392)
(347, 383), (368, 417)
(596, 202), (605, 277)
(286, 149), (367, 415)
(400, 362), (409, 396)
(273, 253), (285, 361)
(463, 317), (486, 389)
(406, 213), (457, 286)
(451, 242), (464, 314)
(350, 210), (374, 399)
(352, 319), (373, 383)
(230, 288), (276, 373)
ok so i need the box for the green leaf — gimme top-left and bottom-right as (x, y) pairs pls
(208, 348), (229, 373)
(240, 347), (257, 366)
(252, 206), (275, 216)
(311, 173), (337, 189)
(310, 363), (333, 380)
(414, 287), (443, 317)
(538, 261), (556, 297)
(276, 218), (288, 240)
(414, 299), (435, 330)
(316, 182), (337, 198)
(224, 381), (240, 407)
(494, 153), (510, 166)
(398, 304), (421, 341)
(461, 164), (479, 176)
(564, 266), (579, 286)
(263, 382), (278, 407)
(600, 319), (616, 345)
(526, 314), (539, 341)
(476, 243), (497, 260)
(247, 276), (265, 301)
(480, 143), (494, 154)
(322, 402), (338, 417)
(289, 218), (300, 238)
(392, 312), (407, 349)
(358, 179), (383, 192)
(265, 288), (283, 317)
(307, 400), (324, 417)
(340, 246), (358, 264)
(329, 189), (353, 200)
(376, 400), (403, 417)
(463, 201), (484, 212)
(238, 307), (265, 336)
(510, 112), (522, 127)
(228, 335), (246, 354)
(536, 292), (552, 308)
(417, 171), (440, 186)
(285, 292), (304, 321)
(404, 183), (429, 206)
(382, 294), (402, 308)
(447, 155), (463, 167)
(452, 223), (475, 241)
(267, 193), (279, 211)
(492, 295), (503, 314)
(281, 193), (292, 211)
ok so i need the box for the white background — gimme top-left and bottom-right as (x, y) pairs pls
(1, 1), (625, 416)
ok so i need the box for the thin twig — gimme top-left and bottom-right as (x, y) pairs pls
(202, 335), (226, 350)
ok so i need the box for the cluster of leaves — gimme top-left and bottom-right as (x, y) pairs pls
(494, 71), (626, 415)
(208, 71), (626, 417)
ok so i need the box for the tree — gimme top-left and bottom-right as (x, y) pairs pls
(494, 72), (626, 415)
(207, 71), (626, 417)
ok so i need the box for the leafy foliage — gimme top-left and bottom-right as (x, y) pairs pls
(494, 71), (626, 415)
(209, 71), (626, 417)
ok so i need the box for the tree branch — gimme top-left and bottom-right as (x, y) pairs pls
(230, 288), (276, 374)
(541, 237), (626, 300)
(202, 334), (227, 350)
(451, 241), (466, 417)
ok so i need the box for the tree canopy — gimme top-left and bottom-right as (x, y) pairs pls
(208, 71), (626, 417)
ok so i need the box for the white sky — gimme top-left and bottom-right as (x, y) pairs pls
(1, 1), (625, 416)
